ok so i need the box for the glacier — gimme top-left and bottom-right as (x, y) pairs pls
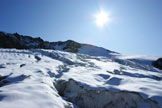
(0, 48), (162, 108)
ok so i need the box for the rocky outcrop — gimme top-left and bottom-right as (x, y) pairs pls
(52, 40), (81, 53)
(0, 32), (81, 52)
(0, 32), (45, 49)
(55, 79), (160, 108)
(152, 58), (162, 70)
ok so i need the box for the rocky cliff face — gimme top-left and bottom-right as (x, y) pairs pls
(0, 32), (82, 50)
(0, 32), (45, 49)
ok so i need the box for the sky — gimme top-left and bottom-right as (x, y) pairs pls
(0, 0), (162, 56)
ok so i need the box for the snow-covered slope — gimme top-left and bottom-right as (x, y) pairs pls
(0, 49), (162, 108)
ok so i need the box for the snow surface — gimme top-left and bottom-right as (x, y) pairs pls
(78, 44), (119, 58)
(0, 48), (162, 108)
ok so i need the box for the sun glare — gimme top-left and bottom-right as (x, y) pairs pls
(95, 11), (110, 27)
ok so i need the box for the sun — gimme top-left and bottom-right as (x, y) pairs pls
(95, 11), (110, 27)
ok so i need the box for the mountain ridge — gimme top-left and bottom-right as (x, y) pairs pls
(0, 31), (118, 58)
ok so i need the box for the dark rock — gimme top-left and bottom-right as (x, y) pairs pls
(62, 40), (81, 53)
(20, 64), (26, 68)
(152, 58), (162, 70)
(0, 32), (47, 49)
(0, 32), (81, 52)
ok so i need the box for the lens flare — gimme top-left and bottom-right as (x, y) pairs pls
(95, 11), (110, 27)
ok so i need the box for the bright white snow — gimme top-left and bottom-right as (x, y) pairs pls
(0, 48), (162, 108)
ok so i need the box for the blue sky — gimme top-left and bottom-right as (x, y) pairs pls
(0, 0), (162, 56)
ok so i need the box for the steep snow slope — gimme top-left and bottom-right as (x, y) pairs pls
(0, 49), (162, 108)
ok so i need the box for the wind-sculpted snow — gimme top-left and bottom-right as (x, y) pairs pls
(0, 49), (162, 108)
